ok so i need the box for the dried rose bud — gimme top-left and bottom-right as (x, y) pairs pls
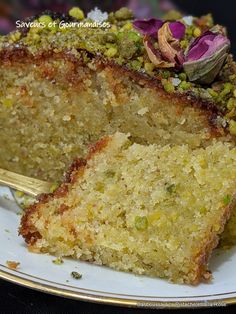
(143, 36), (174, 68)
(158, 22), (185, 68)
(133, 18), (185, 39)
(134, 18), (185, 68)
(133, 18), (163, 37)
(183, 31), (230, 84)
(169, 21), (186, 39)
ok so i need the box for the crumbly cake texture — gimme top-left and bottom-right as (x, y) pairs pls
(0, 8), (235, 182)
(20, 132), (236, 284)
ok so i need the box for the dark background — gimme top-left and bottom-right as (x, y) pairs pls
(1, 0), (236, 313)
(174, 0), (236, 55)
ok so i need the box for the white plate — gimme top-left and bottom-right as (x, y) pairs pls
(1, 186), (236, 309)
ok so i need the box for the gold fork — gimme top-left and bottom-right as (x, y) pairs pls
(0, 168), (52, 196)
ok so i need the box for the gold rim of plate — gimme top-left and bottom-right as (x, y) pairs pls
(0, 268), (236, 309)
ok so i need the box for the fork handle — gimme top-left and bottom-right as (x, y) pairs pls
(0, 168), (52, 196)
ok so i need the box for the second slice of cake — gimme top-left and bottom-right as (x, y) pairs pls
(20, 133), (236, 284)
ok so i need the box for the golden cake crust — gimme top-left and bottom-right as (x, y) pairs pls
(191, 194), (236, 284)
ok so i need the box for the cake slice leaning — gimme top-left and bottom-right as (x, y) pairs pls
(19, 132), (236, 284)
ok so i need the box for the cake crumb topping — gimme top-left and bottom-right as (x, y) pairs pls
(6, 261), (20, 270)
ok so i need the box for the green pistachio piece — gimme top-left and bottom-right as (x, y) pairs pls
(102, 32), (117, 43)
(162, 10), (182, 21)
(114, 7), (133, 20)
(223, 194), (231, 205)
(117, 32), (140, 59)
(105, 47), (117, 57)
(71, 271), (82, 279)
(69, 7), (84, 20)
(131, 60), (142, 70)
(135, 216), (148, 230)
(229, 120), (236, 135)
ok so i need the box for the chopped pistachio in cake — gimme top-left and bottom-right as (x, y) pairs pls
(20, 133), (236, 284)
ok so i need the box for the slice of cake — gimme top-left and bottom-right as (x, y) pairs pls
(0, 8), (236, 182)
(20, 132), (236, 284)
